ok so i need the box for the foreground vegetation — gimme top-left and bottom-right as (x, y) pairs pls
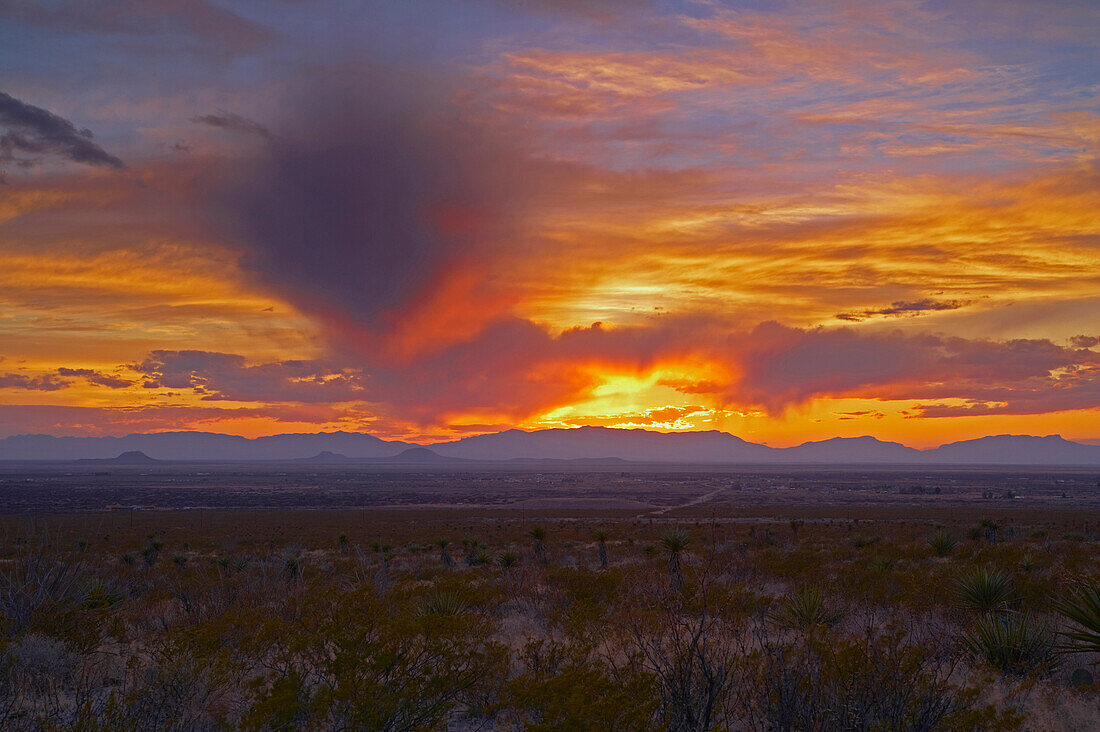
(0, 507), (1097, 730)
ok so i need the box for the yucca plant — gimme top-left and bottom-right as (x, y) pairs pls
(528, 526), (548, 565)
(928, 529), (958, 557)
(496, 550), (518, 568)
(593, 528), (609, 569)
(1051, 584), (1100, 657)
(661, 529), (690, 591)
(770, 585), (842, 630)
(437, 538), (454, 568)
(82, 580), (123, 610)
(961, 613), (1057, 676)
(956, 567), (1016, 614)
(417, 590), (470, 617)
(850, 534), (878, 549)
(870, 556), (897, 573)
(979, 518), (1000, 545)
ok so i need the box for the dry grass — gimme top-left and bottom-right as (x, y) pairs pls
(0, 503), (1096, 729)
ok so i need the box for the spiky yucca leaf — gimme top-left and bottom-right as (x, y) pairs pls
(961, 613), (1057, 676)
(928, 530), (957, 557)
(660, 529), (690, 554)
(417, 590), (470, 617)
(1051, 584), (1100, 656)
(770, 586), (842, 630)
(956, 567), (1016, 614)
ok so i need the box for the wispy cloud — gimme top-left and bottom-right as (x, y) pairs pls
(190, 112), (271, 139)
(0, 91), (124, 171)
(836, 298), (971, 322)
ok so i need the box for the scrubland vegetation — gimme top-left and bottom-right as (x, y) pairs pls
(0, 506), (1097, 730)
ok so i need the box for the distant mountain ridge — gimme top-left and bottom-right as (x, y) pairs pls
(0, 431), (409, 462)
(1, 428), (1099, 465)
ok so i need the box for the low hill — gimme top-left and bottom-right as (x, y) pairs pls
(77, 450), (160, 465)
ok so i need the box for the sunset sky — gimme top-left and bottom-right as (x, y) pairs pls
(0, 0), (1098, 447)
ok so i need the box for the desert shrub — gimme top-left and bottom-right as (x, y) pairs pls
(506, 639), (658, 731)
(0, 508), (1084, 730)
(630, 599), (738, 731)
(310, 594), (506, 730)
(734, 621), (1021, 731)
(97, 635), (239, 731)
(0, 551), (88, 636)
(960, 613), (1057, 676)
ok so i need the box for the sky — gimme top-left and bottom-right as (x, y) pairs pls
(0, 0), (1097, 447)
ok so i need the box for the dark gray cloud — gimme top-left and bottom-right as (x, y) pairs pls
(207, 69), (541, 333)
(135, 350), (368, 403)
(190, 112), (271, 139)
(835, 298), (969, 322)
(725, 321), (1100, 415)
(0, 372), (69, 391)
(0, 367), (133, 391)
(1069, 335), (1099, 348)
(0, 91), (124, 170)
(55, 367), (133, 389)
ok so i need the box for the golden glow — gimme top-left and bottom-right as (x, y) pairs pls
(1, 2), (1098, 445)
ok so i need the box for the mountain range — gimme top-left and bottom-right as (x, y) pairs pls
(0, 427), (1098, 465)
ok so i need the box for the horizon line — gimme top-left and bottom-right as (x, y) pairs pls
(2, 425), (1098, 453)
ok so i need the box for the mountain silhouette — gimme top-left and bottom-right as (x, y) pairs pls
(2, 428), (1099, 465)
